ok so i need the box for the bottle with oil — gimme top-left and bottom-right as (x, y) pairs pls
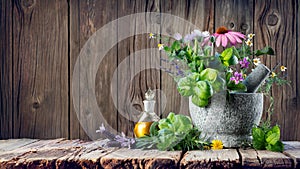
(134, 88), (160, 138)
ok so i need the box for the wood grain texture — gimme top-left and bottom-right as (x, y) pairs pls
(215, 0), (254, 34)
(254, 0), (299, 140)
(117, 0), (161, 136)
(100, 148), (181, 169)
(180, 149), (240, 168)
(239, 149), (261, 168)
(0, 0), (299, 141)
(12, 0), (69, 138)
(69, 0), (118, 140)
(257, 150), (293, 168)
(160, 0), (214, 117)
(2, 139), (300, 168)
(0, 0), (13, 139)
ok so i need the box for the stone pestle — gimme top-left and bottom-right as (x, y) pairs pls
(242, 64), (271, 93)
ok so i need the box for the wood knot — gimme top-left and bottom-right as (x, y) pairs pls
(267, 13), (279, 26)
(240, 23), (248, 31)
(229, 22), (235, 29)
(33, 101), (40, 109)
(21, 0), (36, 9)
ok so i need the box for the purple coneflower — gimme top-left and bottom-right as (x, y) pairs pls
(213, 26), (245, 47)
(230, 72), (244, 84)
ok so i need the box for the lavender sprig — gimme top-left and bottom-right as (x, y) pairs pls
(96, 123), (135, 149)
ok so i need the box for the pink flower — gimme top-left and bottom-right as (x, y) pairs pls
(230, 72), (244, 84)
(213, 26), (245, 47)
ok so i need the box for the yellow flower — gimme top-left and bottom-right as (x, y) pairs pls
(149, 33), (155, 39)
(280, 65), (287, 72)
(247, 33), (255, 39)
(253, 58), (261, 66)
(245, 39), (253, 47)
(271, 72), (276, 78)
(158, 44), (164, 50)
(211, 140), (223, 150)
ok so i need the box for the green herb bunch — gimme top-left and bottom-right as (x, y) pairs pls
(135, 112), (210, 151)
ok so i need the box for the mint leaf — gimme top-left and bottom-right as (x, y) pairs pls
(193, 81), (213, 100)
(266, 141), (284, 152)
(199, 68), (218, 82)
(266, 133), (280, 145)
(254, 46), (275, 56)
(220, 48), (233, 60)
(191, 95), (209, 107)
(252, 126), (265, 150)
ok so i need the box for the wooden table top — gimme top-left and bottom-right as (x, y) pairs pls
(0, 138), (299, 169)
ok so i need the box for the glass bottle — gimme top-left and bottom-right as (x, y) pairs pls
(134, 88), (160, 138)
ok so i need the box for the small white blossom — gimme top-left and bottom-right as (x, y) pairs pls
(280, 65), (287, 72)
(158, 44), (164, 50)
(253, 58), (261, 66)
(247, 33), (255, 39)
(245, 39), (253, 47)
(149, 33), (155, 39)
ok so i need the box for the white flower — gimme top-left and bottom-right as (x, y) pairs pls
(245, 39), (253, 47)
(280, 65), (287, 72)
(253, 58), (261, 66)
(228, 68), (233, 73)
(158, 44), (164, 50)
(202, 31), (210, 37)
(247, 33), (255, 39)
(149, 33), (155, 39)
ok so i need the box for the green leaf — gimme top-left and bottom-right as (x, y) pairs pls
(252, 126), (265, 150)
(266, 133), (280, 145)
(172, 40), (181, 51)
(266, 125), (280, 145)
(193, 81), (213, 100)
(199, 68), (218, 82)
(191, 95), (209, 107)
(266, 141), (284, 152)
(177, 77), (194, 96)
(210, 76), (226, 93)
(150, 121), (159, 136)
(254, 46), (275, 56)
(220, 48), (233, 61)
(164, 46), (171, 52)
(227, 81), (247, 92)
(227, 55), (239, 65)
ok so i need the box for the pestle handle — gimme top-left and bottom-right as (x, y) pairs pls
(242, 64), (271, 93)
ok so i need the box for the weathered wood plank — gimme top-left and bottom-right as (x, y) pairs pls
(284, 141), (300, 150)
(160, 0), (214, 117)
(180, 149), (240, 169)
(100, 148), (181, 169)
(239, 149), (261, 168)
(12, 0), (69, 138)
(0, 139), (38, 152)
(69, 0), (89, 140)
(57, 139), (115, 168)
(70, 0), (119, 140)
(117, 0), (161, 137)
(0, 139), (114, 168)
(256, 150), (293, 169)
(0, 0), (13, 139)
(284, 141), (300, 169)
(254, 0), (299, 140)
(215, 0), (254, 34)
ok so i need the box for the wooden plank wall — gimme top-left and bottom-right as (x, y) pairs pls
(0, 0), (299, 140)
